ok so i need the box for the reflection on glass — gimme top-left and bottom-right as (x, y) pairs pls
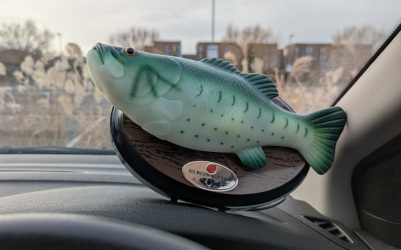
(0, 1), (397, 149)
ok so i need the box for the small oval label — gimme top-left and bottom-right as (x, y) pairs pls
(182, 161), (238, 192)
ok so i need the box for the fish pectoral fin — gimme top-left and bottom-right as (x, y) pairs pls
(236, 147), (267, 170)
(142, 120), (172, 139)
(153, 97), (183, 120)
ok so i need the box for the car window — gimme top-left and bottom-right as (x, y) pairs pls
(0, 0), (400, 150)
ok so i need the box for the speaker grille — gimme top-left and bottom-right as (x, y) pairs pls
(353, 135), (401, 247)
(360, 160), (401, 223)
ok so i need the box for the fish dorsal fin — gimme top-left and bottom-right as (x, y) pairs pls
(201, 58), (279, 99)
(201, 58), (241, 74)
(239, 73), (278, 99)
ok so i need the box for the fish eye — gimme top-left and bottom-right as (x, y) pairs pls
(124, 47), (136, 56)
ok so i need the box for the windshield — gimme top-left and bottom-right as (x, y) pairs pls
(0, 0), (400, 151)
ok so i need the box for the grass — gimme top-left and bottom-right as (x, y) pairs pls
(274, 61), (347, 114)
(223, 52), (348, 114)
(0, 55), (113, 149)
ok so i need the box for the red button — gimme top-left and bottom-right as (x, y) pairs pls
(206, 164), (217, 174)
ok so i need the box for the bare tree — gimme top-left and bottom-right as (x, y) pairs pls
(222, 23), (276, 44)
(328, 25), (387, 82)
(332, 25), (386, 45)
(65, 43), (83, 59)
(222, 24), (277, 73)
(109, 27), (159, 50)
(223, 23), (240, 43)
(0, 20), (54, 57)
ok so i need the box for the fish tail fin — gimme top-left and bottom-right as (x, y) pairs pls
(300, 106), (346, 175)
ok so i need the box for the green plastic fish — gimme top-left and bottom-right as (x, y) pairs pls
(87, 43), (346, 174)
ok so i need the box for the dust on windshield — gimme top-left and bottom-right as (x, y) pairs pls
(0, 0), (398, 149)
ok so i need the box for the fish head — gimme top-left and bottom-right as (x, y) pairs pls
(87, 43), (182, 108)
(87, 43), (147, 106)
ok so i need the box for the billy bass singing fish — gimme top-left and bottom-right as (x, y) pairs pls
(87, 43), (346, 174)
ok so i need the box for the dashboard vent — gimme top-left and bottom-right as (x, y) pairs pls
(303, 216), (354, 244)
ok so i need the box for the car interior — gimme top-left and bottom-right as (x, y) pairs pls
(0, 1), (400, 249)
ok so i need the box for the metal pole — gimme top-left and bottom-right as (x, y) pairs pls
(212, 0), (215, 42)
(289, 34), (294, 45)
(57, 33), (62, 57)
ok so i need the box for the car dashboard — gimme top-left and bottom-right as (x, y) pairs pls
(0, 154), (379, 250)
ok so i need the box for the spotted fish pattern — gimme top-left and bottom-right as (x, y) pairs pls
(87, 43), (346, 174)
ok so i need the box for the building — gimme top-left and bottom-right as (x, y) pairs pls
(0, 49), (33, 78)
(196, 42), (244, 68)
(196, 42), (280, 74)
(328, 44), (373, 75)
(284, 43), (373, 81)
(284, 43), (333, 73)
(247, 43), (279, 74)
(143, 40), (374, 82)
(144, 41), (181, 57)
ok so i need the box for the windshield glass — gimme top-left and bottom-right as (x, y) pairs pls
(0, 0), (400, 150)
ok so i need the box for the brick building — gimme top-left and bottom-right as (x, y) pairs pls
(247, 43), (279, 74)
(283, 43), (373, 81)
(328, 44), (373, 74)
(144, 41), (181, 57)
(196, 42), (244, 68)
(143, 40), (373, 82)
(284, 43), (333, 73)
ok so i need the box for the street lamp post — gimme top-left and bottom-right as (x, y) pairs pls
(289, 34), (294, 45)
(57, 33), (62, 57)
(211, 0), (215, 42)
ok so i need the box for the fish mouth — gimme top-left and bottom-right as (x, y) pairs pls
(92, 43), (104, 65)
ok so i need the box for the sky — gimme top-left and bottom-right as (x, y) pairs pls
(0, 0), (400, 55)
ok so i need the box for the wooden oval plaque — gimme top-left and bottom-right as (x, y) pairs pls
(111, 97), (309, 209)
